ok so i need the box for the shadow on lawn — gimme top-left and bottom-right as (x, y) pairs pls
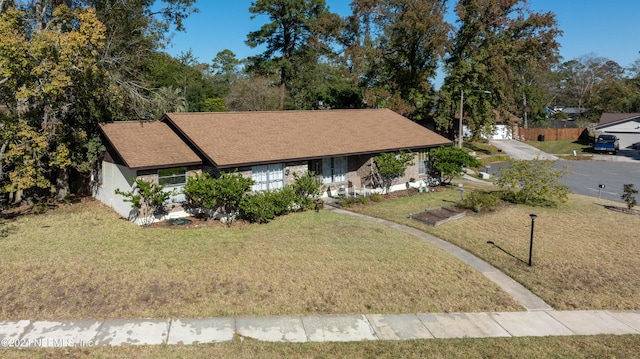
(487, 240), (527, 265)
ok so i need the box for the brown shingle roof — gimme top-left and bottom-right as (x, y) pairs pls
(99, 121), (201, 170)
(163, 109), (452, 168)
(598, 113), (640, 126)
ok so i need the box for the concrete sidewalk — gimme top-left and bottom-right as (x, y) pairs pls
(1, 310), (638, 347)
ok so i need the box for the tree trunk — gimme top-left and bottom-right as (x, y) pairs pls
(0, 142), (6, 182)
(55, 168), (70, 200)
(279, 83), (285, 110)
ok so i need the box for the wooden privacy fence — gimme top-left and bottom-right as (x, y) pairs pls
(518, 128), (586, 141)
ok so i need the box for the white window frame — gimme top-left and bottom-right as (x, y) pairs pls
(158, 167), (187, 187)
(322, 156), (347, 184)
(252, 163), (285, 191)
(418, 150), (429, 175)
(158, 167), (187, 203)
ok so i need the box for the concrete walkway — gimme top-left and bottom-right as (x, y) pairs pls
(1, 310), (639, 347)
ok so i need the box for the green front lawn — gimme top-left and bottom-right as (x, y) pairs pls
(524, 139), (592, 155)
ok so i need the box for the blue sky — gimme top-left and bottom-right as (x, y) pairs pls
(164, 0), (640, 79)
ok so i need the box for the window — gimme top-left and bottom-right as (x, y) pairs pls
(158, 168), (187, 203)
(418, 150), (429, 175)
(322, 157), (347, 184)
(252, 164), (285, 191)
(158, 167), (187, 186)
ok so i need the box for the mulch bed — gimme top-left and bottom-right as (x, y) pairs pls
(382, 186), (448, 200)
(605, 205), (640, 216)
(410, 207), (466, 226)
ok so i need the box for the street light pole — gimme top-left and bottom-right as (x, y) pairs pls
(458, 90), (464, 148)
(528, 213), (537, 266)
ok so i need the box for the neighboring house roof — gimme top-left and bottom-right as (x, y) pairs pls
(99, 121), (202, 170)
(560, 107), (587, 115)
(597, 113), (640, 128)
(492, 110), (522, 125)
(162, 109), (452, 168)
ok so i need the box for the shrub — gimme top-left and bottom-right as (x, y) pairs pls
(239, 191), (276, 223)
(290, 171), (323, 210)
(214, 171), (254, 226)
(622, 184), (638, 210)
(357, 195), (371, 205)
(459, 191), (499, 212)
(239, 187), (298, 223)
(183, 171), (253, 225)
(115, 179), (173, 226)
(271, 187), (297, 216)
(183, 173), (219, 220)
(337, 196), (357, 208)
(370, 193), (383, 202)
(496, 159), (570, 207)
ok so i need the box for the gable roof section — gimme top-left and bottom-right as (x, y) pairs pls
(163, 109), (452, 168)
(99, 121), (202, 170)
(598, 113), (640, 127)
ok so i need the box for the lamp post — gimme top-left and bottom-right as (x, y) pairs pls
(528, 213), (537, 266)
(458, 89), (491, 148)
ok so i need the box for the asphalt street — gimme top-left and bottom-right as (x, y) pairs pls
(487, 140), (640, 204)
(485, 160), (640, 204)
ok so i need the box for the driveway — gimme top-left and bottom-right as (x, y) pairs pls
(489, 140), (557, 160)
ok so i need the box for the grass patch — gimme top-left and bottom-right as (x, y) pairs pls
(0, 199), (521, 320)
(524, 139), (592, 155)
(355, 192), (640, 310)
(463, 141), (501, 155)
(2, 335), (639, 358)
(477, 155), (511, 167)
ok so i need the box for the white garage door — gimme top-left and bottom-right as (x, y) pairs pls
(603, 132), (640, 149)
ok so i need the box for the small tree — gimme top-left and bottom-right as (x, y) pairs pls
(183, 173), (219, 220)
(496, 159), (570, 207)
(290, 171), (323, 210)
(373, 151), (415, 193)
(115, 179), (172, 226)
(621, 184), (638, 210)
(215, 171), (254, 226)
(429, 146), (481, 184)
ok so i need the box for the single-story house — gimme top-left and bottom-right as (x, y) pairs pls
(93, 120), (202, 220)
(594, 113), (640, 149)
(94, 109), (452, 220)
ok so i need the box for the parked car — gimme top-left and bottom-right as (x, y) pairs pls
(593, 134), (619, 154)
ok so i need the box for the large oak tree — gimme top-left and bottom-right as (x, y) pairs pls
(0, 0), (197, 200)
(436, 0), (560, 139)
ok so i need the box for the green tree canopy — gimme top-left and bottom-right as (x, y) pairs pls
(429, 146), (480, 184)
(436, 0), (561, 138)
(345, 0), (451, 119)
(246, 0), (341, 109)
(372, 151), (414, 193)
(0, 0), (197, 200)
